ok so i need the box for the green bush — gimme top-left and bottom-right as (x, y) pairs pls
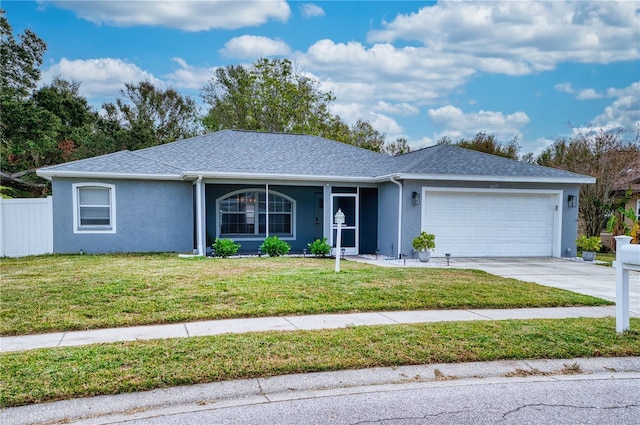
(260, 236), (290, 257)
(308, 238), (331, 257)
(212, 238), (241, 258)
(575, 235), (602, 252)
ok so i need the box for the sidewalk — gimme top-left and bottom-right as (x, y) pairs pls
(1, 305), (627, 353)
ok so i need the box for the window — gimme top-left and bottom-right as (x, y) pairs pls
(218, 190), (294, 238)
(73, 183), (116, 233)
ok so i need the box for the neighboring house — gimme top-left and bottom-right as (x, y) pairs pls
(37, 130), (594, 258)
(601, 165), (640, 250)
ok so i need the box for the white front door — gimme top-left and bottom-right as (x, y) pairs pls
(330, 193), (359, 255)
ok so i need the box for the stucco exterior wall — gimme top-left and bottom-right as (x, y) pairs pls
(377, 182), (400, 258)
(51, 178), (194, 254)
(399, 179), (581, 258)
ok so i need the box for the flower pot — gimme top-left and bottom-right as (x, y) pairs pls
(417, 250), (431, 262)
(582, 251), (596, 262)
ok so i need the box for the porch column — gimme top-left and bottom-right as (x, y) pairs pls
(196, 176), (205, 256)
(323, 184), (332, 243)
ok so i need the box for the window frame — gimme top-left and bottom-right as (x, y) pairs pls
(216, 188), (296, 241)
(72, 183), (116, 234)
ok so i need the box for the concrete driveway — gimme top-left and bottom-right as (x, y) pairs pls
(353, 256), (640, 315)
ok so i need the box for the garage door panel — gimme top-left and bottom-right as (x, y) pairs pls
(423, 191), (556, 257)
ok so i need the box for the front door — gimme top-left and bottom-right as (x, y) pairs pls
(331, 193), (358, 255)
(314, 193), (324, 241)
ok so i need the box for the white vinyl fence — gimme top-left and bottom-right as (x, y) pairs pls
(0, 197), (53, 257)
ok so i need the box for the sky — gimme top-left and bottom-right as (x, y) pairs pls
(4, 0), (640, 156)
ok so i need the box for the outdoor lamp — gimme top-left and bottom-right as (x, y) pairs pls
(412, 191), (420, 205)
(567, 195), (576, 208)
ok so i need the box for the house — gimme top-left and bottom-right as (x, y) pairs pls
(36, 130), (595, 258)
(601, 165), (640, 250)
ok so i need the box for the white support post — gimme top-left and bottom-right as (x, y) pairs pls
(614, 235), (634, 333)
(334, 209), (345, 273)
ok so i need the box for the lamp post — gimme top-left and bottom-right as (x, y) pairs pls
(334, 208), (345, 273)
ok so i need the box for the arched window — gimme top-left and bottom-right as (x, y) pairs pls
(217, 189), (295, 239)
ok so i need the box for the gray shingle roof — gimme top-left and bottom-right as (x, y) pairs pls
(37, 130), (593, 182)
(391, 144), (591, 179)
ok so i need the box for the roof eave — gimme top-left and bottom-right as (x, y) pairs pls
(375, 173), (596, 184)
(182, 171), (377, 183)
(36, 170), (184, 181)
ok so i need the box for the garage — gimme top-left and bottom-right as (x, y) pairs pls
(422, 189), (560, 257)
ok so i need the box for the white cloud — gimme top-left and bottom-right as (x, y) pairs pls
(427, 105), (530, 141)
(592, 81), (640, 133)
(300, 3), (325, 18)
(41, 58), (161, 99)
(164, 58), (217, 90)
(368, 1), (639, 73)
(576, 89), (602, 100)
(41, 0), (291, 31)
(220, 35), (291, 59)
(554, 82), (574, 94)
(374, 101), (419, 116)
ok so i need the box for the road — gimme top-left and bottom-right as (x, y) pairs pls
(91, 375), (640, 424)
(5, 358), (639, 425)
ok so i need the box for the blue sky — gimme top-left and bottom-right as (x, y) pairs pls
(4, 0), (639, 155)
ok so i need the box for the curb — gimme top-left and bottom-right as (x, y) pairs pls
(3, 357), (640, 425)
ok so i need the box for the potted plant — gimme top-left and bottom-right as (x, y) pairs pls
(412, 231), (436, 262)
(576, 235), (602, 262)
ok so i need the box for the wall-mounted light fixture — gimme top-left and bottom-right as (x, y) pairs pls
(412, 191), (420, 205)
(567, 195), (577, 208)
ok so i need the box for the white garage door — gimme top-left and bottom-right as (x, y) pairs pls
(422, 190), (558, 257)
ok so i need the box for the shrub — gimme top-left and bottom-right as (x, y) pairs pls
(260, 236), (290, 257)
(212, 238), (241, 258)
(412, 232), (436, 252)
(575, 235), (602, 252)
(308, 238), (331, 257)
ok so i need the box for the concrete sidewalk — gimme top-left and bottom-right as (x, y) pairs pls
(0, 306), (627, 353)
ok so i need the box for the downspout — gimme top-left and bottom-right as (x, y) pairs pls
(390, 176), (402, 259)
(196, 175), (204, 256)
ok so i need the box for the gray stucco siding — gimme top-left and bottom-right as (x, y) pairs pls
(51, 178), (193, 254)
(400, 180), (582, 258)
(376, 182), (400, 258)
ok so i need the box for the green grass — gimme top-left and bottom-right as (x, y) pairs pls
(0, 254), (610, 336)
(596, 252), (616, 266)
(1, 317), (638, 408)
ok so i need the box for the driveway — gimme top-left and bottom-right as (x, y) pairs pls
(353, 256), (640, 315)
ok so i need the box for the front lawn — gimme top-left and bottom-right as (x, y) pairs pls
(2, 317), (639, 407)
(0, 254), (610, 336)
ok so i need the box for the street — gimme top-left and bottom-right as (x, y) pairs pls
(97, 374), (640, 424)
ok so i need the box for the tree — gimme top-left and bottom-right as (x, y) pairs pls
(0, 10), (52, 196)
(103, 80), (200, 151)
(202, 58), (336, 135)
(347, 119), (386, 152)
(383, 137), (411, 156)
(202, 57), (405, 153)
(438, 132), (520, 160)
(0, 9), (47, 99)
(537, 128), (640, 237)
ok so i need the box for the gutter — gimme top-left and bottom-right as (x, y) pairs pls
(390, 176), (403, 259)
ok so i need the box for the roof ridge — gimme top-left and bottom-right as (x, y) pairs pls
(394, 144), (441, 173)
(128, 149), (184, 172)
